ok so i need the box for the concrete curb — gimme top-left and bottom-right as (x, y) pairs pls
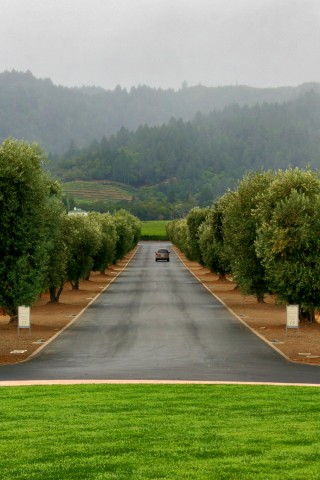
(1, 379), (320, 387)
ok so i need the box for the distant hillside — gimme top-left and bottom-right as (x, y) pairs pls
(54, 91), (320, 219)
(1, 70), (320, 155)
(62, 180), (133, 202)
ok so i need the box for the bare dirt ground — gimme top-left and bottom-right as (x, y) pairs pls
(1, 246), (320, 367)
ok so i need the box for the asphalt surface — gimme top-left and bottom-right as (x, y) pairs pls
(1, 242), (320, 384)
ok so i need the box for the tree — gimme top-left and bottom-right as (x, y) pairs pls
(167, 218), (191, 258)
(63, 214), (102, 289)
(89, 212), (118, 273)
(254, 168), (320, 320)
(198, 198), (231, 278)
(113, 210), (141, 261)
(44, 202), (69, 304)
(223, 171), (274, 302)
(0, 139), (53, 320)
(185, 207), (209, 263)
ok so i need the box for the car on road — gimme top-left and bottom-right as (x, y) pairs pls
(155, 248), (170, 262)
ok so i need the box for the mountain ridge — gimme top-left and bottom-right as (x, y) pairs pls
(1, 69), (319, 155)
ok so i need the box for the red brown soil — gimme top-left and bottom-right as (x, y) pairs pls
(1, 246), (320, 367)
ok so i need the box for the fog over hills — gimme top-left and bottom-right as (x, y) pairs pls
(1, 70), (319, 155)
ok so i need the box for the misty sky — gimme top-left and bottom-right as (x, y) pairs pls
(1, 0), (320, 90)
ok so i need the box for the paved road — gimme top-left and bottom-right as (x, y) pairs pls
(1, 242), (320, 384)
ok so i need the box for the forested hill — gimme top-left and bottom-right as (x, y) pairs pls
(1, 70), (320, 154)
(52, 91), (320, 218)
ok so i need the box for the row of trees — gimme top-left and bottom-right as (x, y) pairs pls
(167, 167), (320, 322)
(0, 139), (141, 321)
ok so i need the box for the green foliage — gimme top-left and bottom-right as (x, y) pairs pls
(254, 168), (320, 318)
(89, 212), (118, 272)
(172, 166), (320, 317)
(0, 139), (53, 318)
(2, 384), (320, 479)
(167, 218), (192, 258)
(50, 90), (320, 219)
(0, 138), (141, 308)
(3, 71), (320, 219)
(43, 200), (69, 303)
(113, 209), (141, 261)
(186, 207), (210, 263)
(198, 198), (231, 277)
(63, 214), (102, 289)
(223, 172), (275, 301)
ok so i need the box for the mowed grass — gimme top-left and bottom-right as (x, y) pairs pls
(1, 384), (320, 479)
(141, 220), (168, 240)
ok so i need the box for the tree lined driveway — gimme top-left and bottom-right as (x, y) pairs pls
(1, 242), (320, 384)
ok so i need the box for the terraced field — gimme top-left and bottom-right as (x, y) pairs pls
(62, 181), (133, 203)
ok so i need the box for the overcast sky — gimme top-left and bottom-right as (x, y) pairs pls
(1, 0), (320, 90)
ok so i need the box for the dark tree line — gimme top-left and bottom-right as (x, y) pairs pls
(0, 70), (319, 155)
(53, 91), (320, 218)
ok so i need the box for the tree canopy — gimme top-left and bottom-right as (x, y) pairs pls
(168, 167), (320, 321)
(222, 172), (275, 302)
(0, 139), (55, 319)
(0, 138), (141, 319)
(254, 168), (320, 319)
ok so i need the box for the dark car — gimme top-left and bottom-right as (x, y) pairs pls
(155, 248), (170, 262)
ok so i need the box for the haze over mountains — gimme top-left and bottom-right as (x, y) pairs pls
(1, 70), (320, 155)
(2, 70), (320, 219)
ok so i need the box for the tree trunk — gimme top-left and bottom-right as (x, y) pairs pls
(299, 308), (314, 323)
(56, 285), (64, 302)
(49, 286), (58, 303)
(257, 294), (265, 304)
(49, 285), (64, 303)
(70, 279), (79, 290)
(6, 306), (18, 323)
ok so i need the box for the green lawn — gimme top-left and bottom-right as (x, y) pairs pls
(141, 221), (168, 240)
(1, 384), (320, 479)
